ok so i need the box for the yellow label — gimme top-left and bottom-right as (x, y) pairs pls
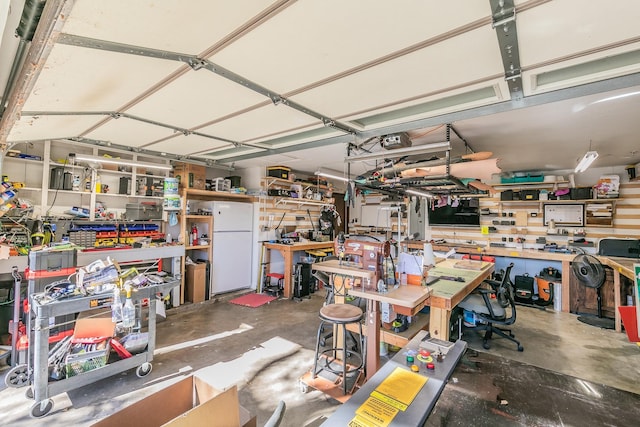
(373, 367), (428, 407)
(353, 395), (399, 426)
(370, 390), (409, 412)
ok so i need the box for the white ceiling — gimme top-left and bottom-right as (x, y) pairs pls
(1, 0), (639, 180)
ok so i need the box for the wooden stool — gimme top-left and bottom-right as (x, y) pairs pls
(313, 303), (365, 395)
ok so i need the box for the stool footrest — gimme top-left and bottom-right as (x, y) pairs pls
(266, 273), (285, 279)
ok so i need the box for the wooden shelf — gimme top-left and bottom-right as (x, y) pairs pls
(184, 214), (213, 220)
(274, 197), (331, 207)
(8, 156), (43, 163)
(346, 313), (429, 348)
(261, 176), (331, 191)
(185, 244), (211, 250)
(181, 188), (254, 202)
(494, 181), (569, 189)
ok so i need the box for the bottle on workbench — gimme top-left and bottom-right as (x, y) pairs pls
(111, 286), (123, 323)
(122, 285), (135, 328)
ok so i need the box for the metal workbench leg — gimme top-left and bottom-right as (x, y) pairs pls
(33, 312), (49, 403)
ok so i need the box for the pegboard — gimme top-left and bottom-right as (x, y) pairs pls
(543, 203), (584, 226)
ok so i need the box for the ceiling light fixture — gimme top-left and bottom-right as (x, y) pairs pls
(405, 188), (434, 199)
(592, 90), (640, 105)
(71, 153), (173, 171)
(315, 170), (350, 183)
(574, 151), (599, 173)
(345, 141), (450, 163)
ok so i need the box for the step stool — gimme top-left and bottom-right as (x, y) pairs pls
(264, 272), (285, 297)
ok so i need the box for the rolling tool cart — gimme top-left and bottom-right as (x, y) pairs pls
(4, 251), (77, 389)
(0, 266), (22, 368)
(27, 278), (179, 418)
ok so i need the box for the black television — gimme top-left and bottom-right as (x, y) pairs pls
(427, 199), (480, 227)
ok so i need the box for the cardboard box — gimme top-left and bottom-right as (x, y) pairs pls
(173, 162), (206, 190)
(92, 377), (255, 427)
(185, 262), (206, 303)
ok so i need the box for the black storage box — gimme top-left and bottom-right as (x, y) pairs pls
(570, 187), (593, 200)
(520, 189), (540, 200)
(267, 189), (291, 197)
(293, 262), (312, 300)
(514, 274), (534, 304)
(226, 176), (241, 188)
(267, 166), (291, 180)
(500, 190), (514, 201)
(598, 238), (640, 258)
(552, 190), (572, 200)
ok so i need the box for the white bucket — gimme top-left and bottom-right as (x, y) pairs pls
(553, 282), (562, 311)
(380, 342), (388, 357)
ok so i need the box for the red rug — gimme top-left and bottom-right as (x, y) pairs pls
(229, 293), (277, 308)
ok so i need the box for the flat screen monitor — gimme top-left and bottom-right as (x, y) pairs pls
(427, 199), (480, 227)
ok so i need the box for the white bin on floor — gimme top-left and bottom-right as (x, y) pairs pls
(553, 282), (562, 311)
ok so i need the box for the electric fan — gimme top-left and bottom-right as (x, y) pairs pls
(571, 254), (614, 329)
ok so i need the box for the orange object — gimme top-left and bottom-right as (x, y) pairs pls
(462, 254), (496, 263)
(406, 274), (422, 286)
(535, 276), (553, 302)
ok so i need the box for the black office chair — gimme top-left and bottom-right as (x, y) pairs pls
(458, 263), (524, 352)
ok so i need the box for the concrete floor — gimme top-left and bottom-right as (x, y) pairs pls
(1, 290), (638, 426)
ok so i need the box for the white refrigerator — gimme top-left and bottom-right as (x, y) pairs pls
(210, 201), (254, 295)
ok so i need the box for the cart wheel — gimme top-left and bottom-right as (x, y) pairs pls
(25, 387), (34, 399)
(299, 381), (309, 394)
(4, 364), (29, 388)
(136, 362), (152, 378)
(482, 340), (491, 350)
(30, 399), (53, 418)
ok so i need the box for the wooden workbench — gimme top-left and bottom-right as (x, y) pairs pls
(316, 258), (492, 379)
(402, 241), (637, 332)
(424, 259), (494, 340)
(599, 256), (636, 331)
(263, 241), (334, 298)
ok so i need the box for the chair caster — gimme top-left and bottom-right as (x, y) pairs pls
(517, 345), (524, 352)
(319, 338), (326, 347)
(482, 340), (491, 350)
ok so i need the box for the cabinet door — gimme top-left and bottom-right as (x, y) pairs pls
(211, 231), (252, 294)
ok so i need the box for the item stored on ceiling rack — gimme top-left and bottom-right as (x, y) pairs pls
(382, 132), (411, 149)
(267, 166), (291, 180)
